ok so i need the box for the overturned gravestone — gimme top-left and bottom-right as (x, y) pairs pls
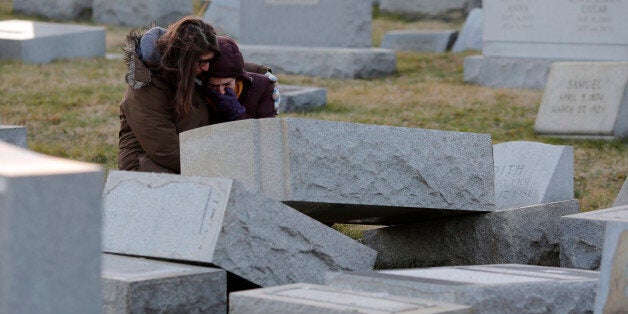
(0, 142), (103, 314)
(102, 170), (376, 288)
(379, 0), (471, 20)
(13, 0), (91, 20)
(614, 178), (628, 207)
(279, 85), (326, 113)
(380, 30), (458, 52)
(229, 283), (471, 314)
(0, 125), (27, 148)
(0, 20), (105, 64)
(534, 62), (628, 141)
(180, 118), (495, 225)
(452, 7), (483, 52)
(204, 0), (395, 78)
(465, 1), (628, 89)
(594, 221), (628, 313)
(102, 253), (227, 314)
(493, 141), (574, 209)
(560, 205), (628, 270)
(93, 0), (192, 27)
(327, 264), (599, 314)
(364, 200), (579, 269)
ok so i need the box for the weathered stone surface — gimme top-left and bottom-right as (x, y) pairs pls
(229, 283), (471, 314)
(102, 170), (376, 287)
(560, 205), (628, 270)
(13, 0), (91, 20)
(493, 141), (573, 209)
(614, 178), (628, 207)
(327, 264), (599, 314)
(452, 8), (483, 52)
(180, 118), (495, 225)
(380, 30), (457, 52)
(0, 20), (105, 64)
(364, 200), (579, 269)
(102, 254), (227, 314)
(594, 221), (628, 313)
(0, 125), (27, 148)
(93, 0), (192, 27)
(534, 62), (628, 140)
(204, 0), (371, 48)
(0, 142), (103, 314)
(463, 55), (555, 89)
(239, 45), (396, 79)
(279, 85), (326, 114)
(380, 0), (471, 20)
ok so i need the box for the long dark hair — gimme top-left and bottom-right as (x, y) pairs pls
(157, 16), (220, 117)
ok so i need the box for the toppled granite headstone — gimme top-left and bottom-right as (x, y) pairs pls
(0, 125), (27, 148)
(594, 221), (628, 313)
(560, 205), (628, 270)
(102, 170), (376, 288)
(230, 283), (471, 314)
(102, 254), (227, 314)
(279, 85), (326, 114)
(380, 30), (458, 52)
(327, 264), (599, 314)
(364, 200), (579, 269)
(180, 118), (495, 225)
(0, 142), (103, 314)
(493, 141), (573, 209)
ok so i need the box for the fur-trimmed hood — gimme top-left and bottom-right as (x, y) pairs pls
(122, 28), (155, 90)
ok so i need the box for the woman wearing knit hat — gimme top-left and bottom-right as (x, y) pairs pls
(196, 36), (278, 124)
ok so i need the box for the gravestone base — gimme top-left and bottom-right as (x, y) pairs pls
(381, 30), (458, 52)
(464, 55), (559, 89)
(279, 85), (327, 114)
(240, 45), (396, 79)
(0, 20), (105, 64)
(0, 125), (27, 148)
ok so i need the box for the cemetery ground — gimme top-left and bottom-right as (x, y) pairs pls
(0, 2), (626, 239)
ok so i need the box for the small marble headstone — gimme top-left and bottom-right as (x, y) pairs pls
(594, 221), (628, 313)
(493, 141), (574, 209)
(534, 62), (628, 140)
(613, 178), (628, 207)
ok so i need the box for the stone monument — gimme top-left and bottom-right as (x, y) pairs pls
(93, 0), (193, 27)
(379, 0), (472, 20)
(593, 221), (628, 313)
(13, 0), (91, 20)
(452, 7), (483, 52)
(614, 178), (628, 207)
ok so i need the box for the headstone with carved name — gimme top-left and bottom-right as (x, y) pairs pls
(534, 62), (628, 140)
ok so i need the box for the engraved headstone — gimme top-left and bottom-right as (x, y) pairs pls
(180, 118), (495, 225)
(465, 0), (628, 89)
(593, 221), (628, 313)
(327, 264), (599, 314)
(102, 254), (227, 313)
(0, 142), (103, 314)
(614, 178), (628, 207)
(230, 283), (472, 314)
(13, 0), (91, 20)
(493, 141), (574, 209)
(0, 20), (105, 64)
(102, 170), (376, 288)
(93, 0), (193, 27)
(535, 62), (628, 140)
(560, 205), (628, 270)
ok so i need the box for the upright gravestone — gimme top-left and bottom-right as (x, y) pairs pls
(493, 141), (574, 209)
(452, 7), (483, 52)
(594, 221), (628, 313)
(102, 170), (376, 288)
(379, 0), (471, 20)
(204, 0), (396, 78)
(0, 142), (103, 314)
(465, 0), (628, 89)
(180, 118), (496, 225)
(93, 0), (193, 27)
(0, 20), (105, 64)
(614, 178), (628, 207)
(534, 62), (628, 140)
(13, 0), (91, 20)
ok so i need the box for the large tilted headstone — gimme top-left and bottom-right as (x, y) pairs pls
(465, 0), (628, 89)
(0, 142), (103, 314)
(93, 0), (193, 27)
(379, 0), (471, 20)
(0, 125), (27, 148)
(327, 264), (599, 314)
(560, 205), (628, 270)
(102, 254), (227, 313)
(614, 178), (628, 207)
(180, 118), (495, 225)
(594, 221), (628, 313)
(493, 141), (574, 209)
(364, 200), (579, 269)
(0, 20), (105, 64)
(204, 0), (396, 78)
(534, 62), (628, 141)
(229, 283), (472, 314)
(13, 0), (91, 20)
(102, 170), (376, 288)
